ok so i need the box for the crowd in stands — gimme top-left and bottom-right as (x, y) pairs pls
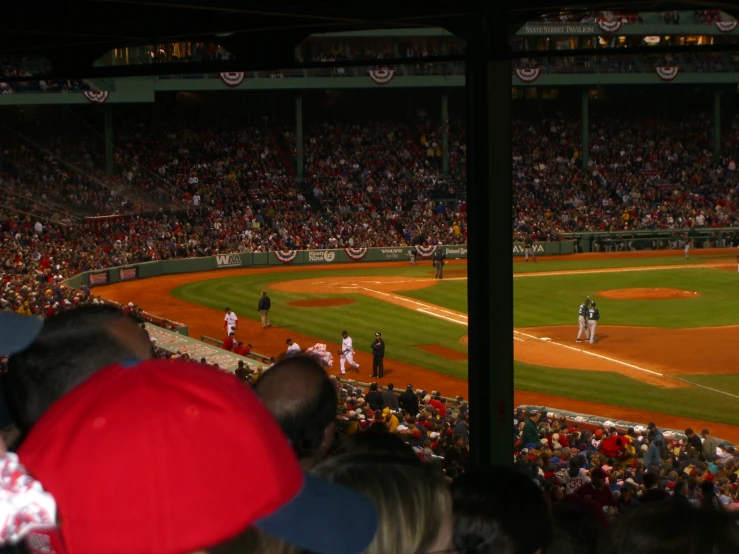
(1, 305), (739, 553)
(513, 111), (739, 242)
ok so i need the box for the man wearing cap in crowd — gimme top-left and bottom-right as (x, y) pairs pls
(17, 358), (378, 554)
(370, 332), (385, 378)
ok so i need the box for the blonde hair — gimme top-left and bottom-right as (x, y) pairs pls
(313, 453), (449, 554)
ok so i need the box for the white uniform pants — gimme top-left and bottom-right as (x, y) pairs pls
(588, 321), (597, 343)
(340, 352), (359, 373)
(684, 241), (691, 258)
(577, 316), (588, 340)
(227, 324), (237, 334)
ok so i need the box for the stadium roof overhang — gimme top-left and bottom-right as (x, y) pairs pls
(3, 1), (739, 81)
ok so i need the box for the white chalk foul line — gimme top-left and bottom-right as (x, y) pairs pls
(514, 336), (525, 342)
(417, 308), (468, 326)
(513, 330), (739, 401)
(357, 286), (468, 319)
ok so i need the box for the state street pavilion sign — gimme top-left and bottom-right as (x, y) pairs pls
(519, 23), (598, 35)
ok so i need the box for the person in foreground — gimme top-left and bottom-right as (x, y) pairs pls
(451, 466), (552, 554)
(252, 354), (338, 469)
(310, 434), (455, 554)
(14, 358), (378, 554)
(603, 500), (739, 554)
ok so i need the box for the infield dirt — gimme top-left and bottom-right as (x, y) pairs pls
(598, 288), (700, 300)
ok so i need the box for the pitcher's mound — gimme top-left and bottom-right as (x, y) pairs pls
(287, 298), (355, 308)
(598, 288), (700, 300)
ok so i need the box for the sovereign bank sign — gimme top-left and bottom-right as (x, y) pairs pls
(216, 254), (241, 268)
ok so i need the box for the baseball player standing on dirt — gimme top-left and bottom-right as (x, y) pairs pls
(587, 301), (600, 344)
(224, 307), (238, 335)
(524, 236), (537, 262)
(432, 248), (446, 279)
(339, 330), (360, 375)
(576, 297), (590, 342)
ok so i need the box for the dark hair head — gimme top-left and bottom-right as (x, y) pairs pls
(674, 480), (688, 496)
(643, 471), (659, 489)
(452, 466), (553, 554)
(330, 428), (421, 464)
(252, 355), (337, 460)
(604, 501), (739, 554)
(7, 304), (152, 435)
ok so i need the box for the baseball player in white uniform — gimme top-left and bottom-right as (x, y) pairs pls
(339, 330), (360, 374)
(576, 297), (590, 342)
(285, 338), (301, 356)
(224, 307), (238, 334)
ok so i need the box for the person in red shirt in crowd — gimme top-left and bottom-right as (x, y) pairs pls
(429, 392), (447, 416)
(222, 332), (235, 351)
(574, 467), (617, 511)
(233, 342), (252, 356)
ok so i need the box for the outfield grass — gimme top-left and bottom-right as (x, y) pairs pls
(172, 267), (470, 379)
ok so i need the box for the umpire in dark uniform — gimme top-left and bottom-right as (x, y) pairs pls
(432, 247), (446, 279)
(370, 332), (385, 378)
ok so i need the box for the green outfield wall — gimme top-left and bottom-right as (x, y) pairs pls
(66, 245), (470, 288)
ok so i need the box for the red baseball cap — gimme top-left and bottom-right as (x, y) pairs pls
(18, 359), (377, 554)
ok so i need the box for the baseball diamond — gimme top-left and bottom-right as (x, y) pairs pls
(94, 248), (739, 441)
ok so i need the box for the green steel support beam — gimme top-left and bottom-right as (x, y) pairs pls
(467, 10), (514, 468)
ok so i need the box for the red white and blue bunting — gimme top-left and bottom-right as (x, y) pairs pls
(274, 250), (298, 264)
(367, 67), (395, 85)
(514, 68), (542, 83)
(415, 245), (438, 258)
(655, 66), (680, 82)
(716, 20), (738, 33)
(219, 72), (246, 88)
(82, 91), (110, 104)
(344, 247), (368, 261)
(597, 19), (623, 34)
